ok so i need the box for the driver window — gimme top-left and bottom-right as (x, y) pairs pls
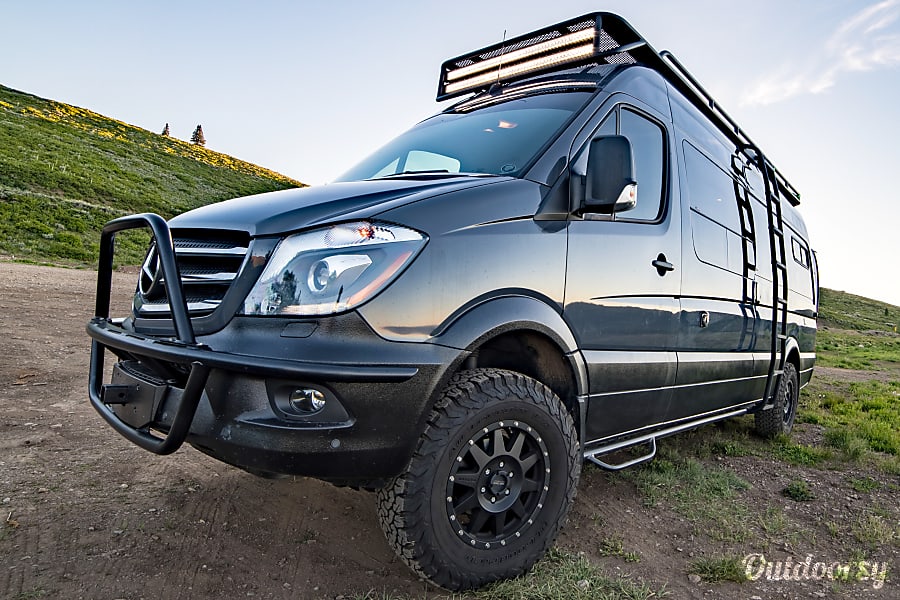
(620, 109), (665, 221)
(572, 114), (616, 175)
(572, 107), (666, 222)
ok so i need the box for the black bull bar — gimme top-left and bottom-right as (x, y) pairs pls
(87, 214), (416, 455)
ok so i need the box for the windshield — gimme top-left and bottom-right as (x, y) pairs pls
(335, 92), (591, 182)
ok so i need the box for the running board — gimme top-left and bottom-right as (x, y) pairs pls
(587, 438), (657, 470)
(582, 408), (750, 470)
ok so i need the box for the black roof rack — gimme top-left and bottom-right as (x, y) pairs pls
(437, 12), (800, 206)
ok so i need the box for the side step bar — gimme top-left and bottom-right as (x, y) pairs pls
(583, 408), (750, 470)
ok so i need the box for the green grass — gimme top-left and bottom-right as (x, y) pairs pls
(598, 534), (641, 563)
(475, 548), (665, 600)
(11, 590), (48, 600)
(797, 314), (900, 471)
(0, 84), (304, 266)
(756, 506), (789, 538)
(770, 435), (832, 466)
(851, 512), (899, 549)
(782, 479), (814, 501)
(849, 476), (879, 493)
(822, 428), (869, 461)
(816, 329), (900, 369)
(800, 380), (900, 462)
(687, 556), (747, 583)
(621, 446), (752, 543)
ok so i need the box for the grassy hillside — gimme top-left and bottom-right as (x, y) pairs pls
(818, 288), (900, 331)
(817, 288), (900, 370)
(0, 84), (304, 265)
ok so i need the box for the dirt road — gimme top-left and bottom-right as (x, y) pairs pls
(1, 262), (896, 599)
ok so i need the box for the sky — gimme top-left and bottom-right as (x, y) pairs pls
(3, 0), (900, 306)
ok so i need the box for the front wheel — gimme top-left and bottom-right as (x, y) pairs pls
(377, 368), (580, 590)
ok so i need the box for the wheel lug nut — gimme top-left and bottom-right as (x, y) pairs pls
(484, 469), (490, 475)
(505, 490), (510, 495)
(491, 497), (496, 503)
(481, 487), (486, 493)
(499, 461), (504, 468)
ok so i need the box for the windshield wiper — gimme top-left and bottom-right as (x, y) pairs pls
(378, 170), (450, 178)
(376, 170), (496, 180)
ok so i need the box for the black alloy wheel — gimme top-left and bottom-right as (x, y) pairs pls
(377, 368), (580, 590)
(445, 419), (550, 550)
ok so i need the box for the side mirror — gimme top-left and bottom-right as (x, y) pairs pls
(584, 135), (637, 214)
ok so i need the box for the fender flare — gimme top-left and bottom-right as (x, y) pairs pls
(782, 336), (801, 369)
(432, 294), (589, 399)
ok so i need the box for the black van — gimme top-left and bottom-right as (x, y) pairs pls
(87, 13), (817, 590)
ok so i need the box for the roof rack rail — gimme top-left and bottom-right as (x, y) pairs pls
(438, 12), (800, 206)
(658, 51), (801, 206)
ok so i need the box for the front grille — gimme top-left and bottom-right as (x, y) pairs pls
(136, 229), (250, 319)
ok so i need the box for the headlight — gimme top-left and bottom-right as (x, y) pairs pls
(242, 221), (426, 316)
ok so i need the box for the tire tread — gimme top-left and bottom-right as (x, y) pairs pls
(376, 368), (579, 590)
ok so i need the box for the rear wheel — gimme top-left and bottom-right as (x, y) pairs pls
(755, 362), (798, 438)
(377, 368), (580, 590)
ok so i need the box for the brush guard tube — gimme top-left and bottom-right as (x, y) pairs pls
(88, 213), (205, 455)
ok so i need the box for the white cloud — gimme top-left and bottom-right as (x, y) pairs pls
(742, 0), (900, 106)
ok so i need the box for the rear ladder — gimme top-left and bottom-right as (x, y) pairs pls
(759, 156), (789, 407)
(659, 50), (796, 391)
(733, 155), (758, 352)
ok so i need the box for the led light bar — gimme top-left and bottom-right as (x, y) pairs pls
(444, 44), (596, 96)
(437, 13), (648, 101)
(446, 28), (595, 83)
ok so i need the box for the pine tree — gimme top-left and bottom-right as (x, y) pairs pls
(161, 123), (170, 136)
(190, 124), (206, 147)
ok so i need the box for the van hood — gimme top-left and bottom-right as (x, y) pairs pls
(168, 176), (507, 236)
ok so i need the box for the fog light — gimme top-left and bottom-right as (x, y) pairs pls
(289, 388), (326, 413)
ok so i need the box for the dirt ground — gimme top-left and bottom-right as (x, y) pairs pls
(1, 261), (897, 599)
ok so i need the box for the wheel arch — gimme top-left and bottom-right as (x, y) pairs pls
(783, 336), (801, 373)
(432, 295), (588, 441)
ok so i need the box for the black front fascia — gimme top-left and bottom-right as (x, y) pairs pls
(88, 215), (420, 456)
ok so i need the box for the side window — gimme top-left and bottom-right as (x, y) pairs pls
(685, 141), (747, 274)
(683, 142), (741, 233)
(792, 238), (810, 269)
(619, 109), (665, 221)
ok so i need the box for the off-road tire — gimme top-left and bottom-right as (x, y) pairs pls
(754, 362), (799, 438)
(376, 368), (580, 590)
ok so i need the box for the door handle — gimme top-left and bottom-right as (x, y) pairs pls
(652, 254), (675, 276)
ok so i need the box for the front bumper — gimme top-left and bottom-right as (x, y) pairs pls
(87, 214), (456, 482)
